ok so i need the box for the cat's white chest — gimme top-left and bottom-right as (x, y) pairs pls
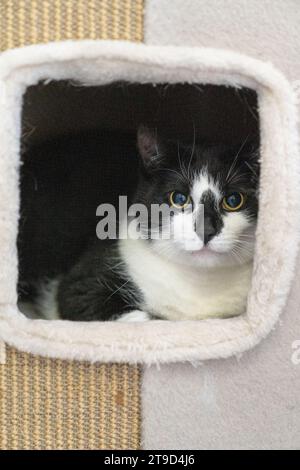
(119, 240), (252, 320)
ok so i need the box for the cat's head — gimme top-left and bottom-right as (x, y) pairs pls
(134, 125), (260, 268)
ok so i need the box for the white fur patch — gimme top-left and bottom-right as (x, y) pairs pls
(172, 211), (204, 251)
(117, 310), (151, 322)
(120, 238), (253, 320)
(191, 170), (221, 204)
(35, 279), (60, 320)
(210, 212), (254, 263)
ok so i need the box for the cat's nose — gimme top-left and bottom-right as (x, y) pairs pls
(204, 219), (216, 245)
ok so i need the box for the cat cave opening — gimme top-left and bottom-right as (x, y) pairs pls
(18, 80), (259, 322)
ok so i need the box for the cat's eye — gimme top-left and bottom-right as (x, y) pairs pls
(169, 191), (191, 209)
(222, 192), (245, 211)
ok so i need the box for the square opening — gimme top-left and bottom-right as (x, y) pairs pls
(0, 42), (298, 363)
(18, 80), (259, 321)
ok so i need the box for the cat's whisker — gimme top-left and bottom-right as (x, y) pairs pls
(103, 279), (131, 304)
(231, 246), (246, 265)
(153, 167), (188, 183)
(226, 134), (250, 183)
(227, 171), (252, 185)
(177, 142), (191, 182)
(187, 122), (196, 180)
(107, 260), (126, 271)
(245, 161), (258, 177)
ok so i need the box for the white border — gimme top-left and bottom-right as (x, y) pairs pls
(0, 40), (299, 364)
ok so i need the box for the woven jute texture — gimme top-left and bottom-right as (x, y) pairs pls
(0, 346), (141, 449)
(0, 0), (144, 51)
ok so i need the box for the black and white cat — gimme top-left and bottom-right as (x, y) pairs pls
(27, 126), (260, 321)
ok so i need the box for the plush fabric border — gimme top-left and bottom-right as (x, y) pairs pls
(0, 41), (299, 364)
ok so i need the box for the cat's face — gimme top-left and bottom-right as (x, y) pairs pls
(134, 126), (260, 268)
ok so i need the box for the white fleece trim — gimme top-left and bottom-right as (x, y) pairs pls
(0, 40), (299, 364)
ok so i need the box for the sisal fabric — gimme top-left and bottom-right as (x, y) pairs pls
(0, 346), (141, 449)
(0, 0), (144, 51)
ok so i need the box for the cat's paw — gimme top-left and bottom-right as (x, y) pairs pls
(117, 310), (151, 322)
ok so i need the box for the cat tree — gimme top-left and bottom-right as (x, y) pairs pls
(0, 0), (299, 450)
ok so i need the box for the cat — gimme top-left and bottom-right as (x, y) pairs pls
(30, 125), (259, 322)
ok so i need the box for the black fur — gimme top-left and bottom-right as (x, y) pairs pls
(57, 241), (141, 321)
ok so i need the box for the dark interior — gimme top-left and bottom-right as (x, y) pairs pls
(18, 80), (259, 314)
(22, 81), (258, 146)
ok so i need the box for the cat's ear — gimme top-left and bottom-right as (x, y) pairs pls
(137, 125), (164, 170)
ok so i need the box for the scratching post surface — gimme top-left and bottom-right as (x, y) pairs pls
(0, 346), (141, 450)
(0, 0), (144, 51)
